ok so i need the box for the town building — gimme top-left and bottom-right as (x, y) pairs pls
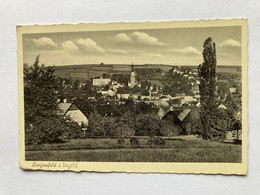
(162, 106), (200, 135)
(129, 63), (136, 88)
(116, 93), (130, 100)
(230, 87), (237, 94)
(58, 102), (88, 128)
(93, 76), (111, 86)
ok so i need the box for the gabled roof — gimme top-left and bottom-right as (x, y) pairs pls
(159, 106), (169, 112)
(58, 103), (79, 115)
(163, 109), (191, 122)
(177, 109), (191, 121)
(58, 103), (72, 115)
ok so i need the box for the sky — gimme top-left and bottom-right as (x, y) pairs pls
(23, 26), (242, 66)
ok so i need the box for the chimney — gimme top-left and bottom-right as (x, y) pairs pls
(63, 98), (67, 103)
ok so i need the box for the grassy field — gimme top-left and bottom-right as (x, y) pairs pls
(25, 137), (241, 162)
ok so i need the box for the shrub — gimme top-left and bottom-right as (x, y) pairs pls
(135, 114), (161, 136)
(208, 127), (226, 141)
(114, 124), (135, 137)
(146, 137), (166, 146)
(25, 116), (81, 145)
(118, 137), (125, 145)
(160, 122), (182, 137)
(130, 137), (139, 145)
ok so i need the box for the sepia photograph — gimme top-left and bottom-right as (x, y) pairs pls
(17, 19), (248, 174)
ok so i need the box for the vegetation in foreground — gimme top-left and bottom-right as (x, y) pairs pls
(25, 137), (241, 162)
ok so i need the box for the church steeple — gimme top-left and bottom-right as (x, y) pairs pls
(130, 62), (136, 88)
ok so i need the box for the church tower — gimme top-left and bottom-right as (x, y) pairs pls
(130, 62), (136, 88)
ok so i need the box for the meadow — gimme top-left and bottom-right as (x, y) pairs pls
(25, 137), (241, 162)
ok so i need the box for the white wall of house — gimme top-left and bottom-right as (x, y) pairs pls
(117, 93), (130, 99)
(93, 77), (111, 86)
(65, 110), (88, 126)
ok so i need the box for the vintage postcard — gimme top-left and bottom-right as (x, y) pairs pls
(17, 19), (248, 174)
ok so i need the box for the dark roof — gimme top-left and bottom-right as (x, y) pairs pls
(162, 109), (191, 122)
(177, 109), (191, 121)
(170, 99), (181, 104)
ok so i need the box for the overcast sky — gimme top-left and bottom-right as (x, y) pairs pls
(23, 26), (241, 66)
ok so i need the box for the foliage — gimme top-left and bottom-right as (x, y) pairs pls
(160, 121), (182, 137)
(25, 116), (81, 145)
(146, 137), (166, 146)
(136, 102), (152, 114)
(103, 117), (117, 136)
(114, 124), (135, 137)
(117, 137), (125, 145)
(112, 74), (129, 86)
(130, 137), (139, 145)
(24, 56), (58, 124)
(131, 85), (142, 94)
(162, 74), (192, 96)
(117, 86), (131, 94)
(233, 119), (242, 143)
(119, 100), (136, 116)
(191, 118), (203, 135)
(24, 56), (81, 145)
(198, 37), (218, 140)
(135, 114), (161, 136)
(87, 112), (106, 136)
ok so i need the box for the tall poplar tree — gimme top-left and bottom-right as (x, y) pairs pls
(198, 37), (217, 140)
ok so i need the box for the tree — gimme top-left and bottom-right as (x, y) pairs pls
(87, 111), (105, 136)
(160, 122), (182, 137)
(135, 114), (161, 136)
(24, 56), (80, 144)
(24, 56), (58, 124)
(198, 37), (217, 140)
(233, 119), (242, 143)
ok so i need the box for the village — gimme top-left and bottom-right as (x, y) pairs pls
(56, 63), (242, 140)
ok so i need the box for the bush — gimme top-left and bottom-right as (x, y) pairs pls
(130, 137), (139, 145)
(135, 114), (161, 136)
(118, 137), (125, 145)
(208, 127), (226, 141)
(160, 122), (182, 137)
(146, 137), (166, 146)
(25, 116), (81, 145)
(114, 124), (135, 137)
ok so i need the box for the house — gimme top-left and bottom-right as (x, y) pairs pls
(218, 103), (227, 110)
(58, 102), (88, 128)
(98, 89), (115, 97)
(169, 99), (182, 108)
(230, 87), (236, 94)
(96, 104), (119, 117)
(156, 107), (169, 119)
(93, 76), (111, 86)
(116, 93), (130, 100)
(162, 107), (200, 135)
(181, 96), (197, 105)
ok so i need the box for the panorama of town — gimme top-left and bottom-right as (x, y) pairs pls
(24, 36), (242, 163)
(54, 63), (241, 140)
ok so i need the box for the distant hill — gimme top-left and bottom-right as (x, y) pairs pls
(53, 64), (241, 80)
(53, 64), (173, 80)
